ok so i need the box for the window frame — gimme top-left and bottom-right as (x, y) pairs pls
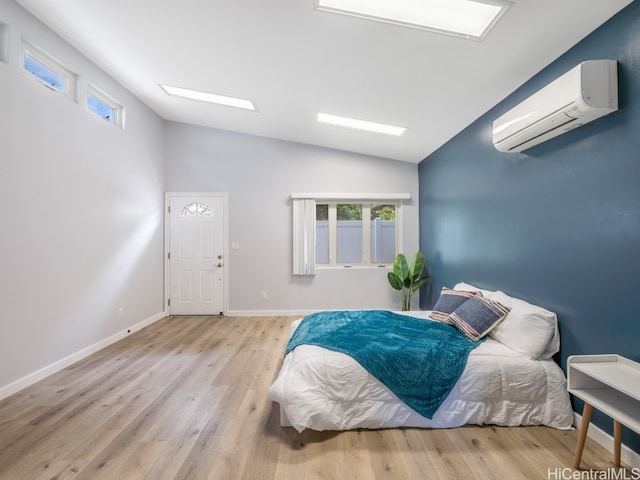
(291, 193), (409, 275)
(316, 200), (402, 269)
(87, 83), (125, 128)
(21, 41), (76, 100)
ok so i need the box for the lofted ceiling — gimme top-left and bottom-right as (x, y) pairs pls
(16, 0), (633, 163)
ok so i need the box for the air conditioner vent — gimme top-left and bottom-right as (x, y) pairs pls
(493, 60), (618, 153)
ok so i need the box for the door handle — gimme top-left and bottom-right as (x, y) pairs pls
(216, 263), (223, 268)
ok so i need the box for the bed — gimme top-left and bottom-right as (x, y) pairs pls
(267, 283), (575, 432)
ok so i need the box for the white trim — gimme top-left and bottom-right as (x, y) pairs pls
(362, 203), (371, 263)
(227, 309), (321, 317)
(21, 40), (76, 100)
(315, 264), (392, 270)
(328, 202), (337, 264)
(87, 83), (125, 128)
(0, 311), (166, 401)
(164, 192), (229, 315)
(226, 308), (421, 317)
(291, 193), (410, 200)
(573, 411), (640, 468)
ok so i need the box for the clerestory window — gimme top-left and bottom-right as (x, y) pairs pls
(87, 84), (124, 127)
(21, 41), (76, 99)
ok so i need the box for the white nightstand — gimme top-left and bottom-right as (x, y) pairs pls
(567, 354), (640, 468)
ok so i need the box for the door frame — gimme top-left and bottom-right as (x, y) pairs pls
(164, 192), (229, 316)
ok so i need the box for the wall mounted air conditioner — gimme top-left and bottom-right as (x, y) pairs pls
(493, 59), (618, 153)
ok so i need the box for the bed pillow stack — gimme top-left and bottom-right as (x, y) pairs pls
(453, 282), (560, 359)
(429, 287), (510, 341)
(429, 288), (479, 323)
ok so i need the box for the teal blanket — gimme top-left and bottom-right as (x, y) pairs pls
(286, 310), (482, 419)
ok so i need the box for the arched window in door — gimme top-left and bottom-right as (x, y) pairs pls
(180, 202), (212, 217)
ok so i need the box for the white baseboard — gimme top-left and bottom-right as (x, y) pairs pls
(226, 308), (424, 317)
(574, 412), (640, 468)
(0, 311), (166, 401)
(227, 309), (320, 317)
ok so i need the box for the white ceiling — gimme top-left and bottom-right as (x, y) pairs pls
(16, 0), (633, 163)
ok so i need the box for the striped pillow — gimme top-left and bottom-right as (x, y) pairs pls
(448, 295), (510, 341)
(429, 288), (481, 324)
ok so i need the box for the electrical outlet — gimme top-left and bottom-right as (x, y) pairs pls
(260, 291), (267, 299)
(118, 307), (124, 317)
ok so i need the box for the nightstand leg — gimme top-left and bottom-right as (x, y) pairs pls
(573, 403), (593, 469)
(614, 420), (622, 467)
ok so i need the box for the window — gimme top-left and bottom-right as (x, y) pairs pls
(316, 202), (399, 267)
(181, 202), (212, 217)
(370, 204), (397, 263)
(88, 84), (124, 127)
(292, 193), (408, 275)
(21, 42), (76, 99)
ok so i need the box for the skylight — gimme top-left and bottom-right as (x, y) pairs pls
(315, 0), (511, 40)
(317, 112), (407, 136)
(160, 85), (257, 111)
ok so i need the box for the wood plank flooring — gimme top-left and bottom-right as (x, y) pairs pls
(0, 315), (632, 479)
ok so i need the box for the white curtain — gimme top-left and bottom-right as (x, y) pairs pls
(292, 198), (316, 275)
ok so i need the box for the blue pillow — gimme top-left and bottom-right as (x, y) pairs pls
(448, 295), (510, 341)
(429, 287), (481, 324)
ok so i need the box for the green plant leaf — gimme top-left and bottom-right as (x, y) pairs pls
(387, 272), (403, 290)
(387, 251), (429, 309)
(410, 251), (425, 283)
(392, 254), (409, 282)
(411, 277), (429, 293)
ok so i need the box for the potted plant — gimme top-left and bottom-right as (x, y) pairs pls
(387, 251), (429, 311)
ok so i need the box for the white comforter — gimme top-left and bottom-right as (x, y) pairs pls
(267, 314), (574, 432)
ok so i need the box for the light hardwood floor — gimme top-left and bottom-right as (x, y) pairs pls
(0, 316), (631, 480)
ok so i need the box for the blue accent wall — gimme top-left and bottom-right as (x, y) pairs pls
(418, 2), (640, 453)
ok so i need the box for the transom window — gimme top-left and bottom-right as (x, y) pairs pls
(180, 202), (212, 217)
(21, 42), (76, 99)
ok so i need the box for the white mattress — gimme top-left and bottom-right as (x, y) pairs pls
(267, 313), (574, 432)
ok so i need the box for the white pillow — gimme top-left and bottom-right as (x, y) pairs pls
(486, 290), (559, 360)
(453, 282), (492, 296)
(454, 283), (559, 360)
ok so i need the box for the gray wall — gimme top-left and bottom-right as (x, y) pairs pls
(418, 2), (640, 453)
(164, 122), (419, 314)
(0, 0), (165, 395)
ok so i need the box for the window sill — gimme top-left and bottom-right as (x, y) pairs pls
(315, 265), (391, 270)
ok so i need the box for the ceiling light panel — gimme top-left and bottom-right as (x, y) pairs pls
(160, 85), (257, 111)
(317, 113), (407, 136)
(315, 0), (511, 40)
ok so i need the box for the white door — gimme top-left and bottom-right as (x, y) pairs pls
(167, 194), (226, 315)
